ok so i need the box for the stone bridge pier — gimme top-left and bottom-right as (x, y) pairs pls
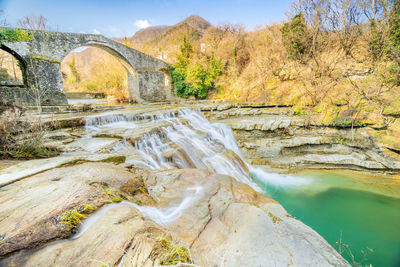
(0, 27), (173, 105)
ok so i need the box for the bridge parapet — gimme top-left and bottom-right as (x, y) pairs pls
(0, 27), (172, 105)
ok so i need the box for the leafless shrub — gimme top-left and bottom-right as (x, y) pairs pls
(0, 98), (57, 159)
(17, 14), (49, 30)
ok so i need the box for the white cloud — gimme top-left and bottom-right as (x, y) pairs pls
(135, 19), (151, 29)
(93, 29), (101, 35)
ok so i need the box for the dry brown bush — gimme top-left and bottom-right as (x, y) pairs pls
(0, 99), (58, 159)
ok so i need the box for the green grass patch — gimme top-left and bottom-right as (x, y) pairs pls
(101, 155), (126, 164)
(60, 204), (96, 229)
(157, 236), (192, 265)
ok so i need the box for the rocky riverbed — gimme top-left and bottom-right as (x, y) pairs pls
(1, 102), (399, 266)
(201, 103), (400, 173)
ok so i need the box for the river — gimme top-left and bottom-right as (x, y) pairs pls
(44, 106), (400, 266)
(255, 170), (400, 267)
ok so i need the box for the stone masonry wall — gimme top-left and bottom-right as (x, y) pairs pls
(137, 71), (166, 102)
(0, 27), (172, 105)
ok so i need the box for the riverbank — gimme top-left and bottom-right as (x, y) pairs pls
(0, 102), (399, 266)
(31, 102), (400, 174)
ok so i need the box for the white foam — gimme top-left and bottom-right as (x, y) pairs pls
(72, 186), (204, 239)
(250, 166), (311, 187)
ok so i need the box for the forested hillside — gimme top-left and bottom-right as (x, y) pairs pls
(64, 0), (400, 131)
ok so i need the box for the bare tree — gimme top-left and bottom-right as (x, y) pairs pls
(289, 0), (332, 65)
(17, 15), (49, 30)
(328, 0), (363, 56)
(357, 0), (394, 66)
(26, 59), (54, 113)
(358, 0), (393, 22)
(0, 9), (8, 26)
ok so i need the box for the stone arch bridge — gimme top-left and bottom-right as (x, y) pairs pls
(0, 27), (173, 105)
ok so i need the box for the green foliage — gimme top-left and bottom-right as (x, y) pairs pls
(386, 62), (400, 86)
(84, 83), (97, 91)
(102, 184), (126, 203)
(368, 21), (386, 64)
(112, 196), (124, 203)
(384, 1), (400, 85)
(3, 142), (59, 159)
(170, 66), (193, 98)
(171, 37), (224, 99)
(0, 68), (9, 81)
(0, 27), (33, 43)
(68, 56), (80, 84)
(386, 0), (400, 60)
(208, 52), (224, 79)
(281, 13), (309, 60)
(30, 53), (60, 64)
(80, 203), (96, 213)
(157, 237), (191, 265)
(101, 155), (126, 164)
(109, 73), (123, 88)
(179, 36), (192, 62)
(60, 204), (96, 229)
(60, 209), (86, 229)
(293, 106), (308, 116)
(185, 64), (210, 98)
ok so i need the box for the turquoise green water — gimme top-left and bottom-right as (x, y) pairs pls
(254, 170), (400, 267)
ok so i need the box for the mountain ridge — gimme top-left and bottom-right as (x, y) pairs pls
(129, 15), (211, 46)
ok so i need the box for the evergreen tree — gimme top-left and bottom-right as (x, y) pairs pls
(386, 0), (400, 85)
(387, 0), (400, 61)
(281, 13), (309, 60)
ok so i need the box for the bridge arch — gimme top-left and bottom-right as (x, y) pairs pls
(0, 27), (173, 105)
(61, 42), (137, 72)
(61, 44), (139, 102)
(0, 44), (28, 87)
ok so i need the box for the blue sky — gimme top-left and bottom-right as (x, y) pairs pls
(0, 0), (292, 37)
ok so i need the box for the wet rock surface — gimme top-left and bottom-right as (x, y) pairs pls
(4, 103), (397, 266)
(0, 166), (349, 266)
(0, 162), (152, 258)
(202, 105), (400, 173)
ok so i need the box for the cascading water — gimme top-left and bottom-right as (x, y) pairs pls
(76, 108), (309, 237)
(130, 109), (261, 190)
(85, 108), (308, 190)
(85, 111), (178, 130)
(72, 186), (204, 239)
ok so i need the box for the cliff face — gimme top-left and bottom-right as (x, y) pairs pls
(201, 104), (400, 173)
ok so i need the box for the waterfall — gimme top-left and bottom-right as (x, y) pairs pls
(75, 108), (309, 235)
(72, 185), (204, 239)
(85, 111), (178, 131)
(85, 108), (309, 191)
(129, 109), (262, 191)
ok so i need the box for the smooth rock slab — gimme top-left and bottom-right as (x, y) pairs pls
(0, 166), (350, 267)
(143, 169), (350, 267)
(0, 153), (124, 187)
(0, 162), (148, 257)
(2, 206), (163, 267)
